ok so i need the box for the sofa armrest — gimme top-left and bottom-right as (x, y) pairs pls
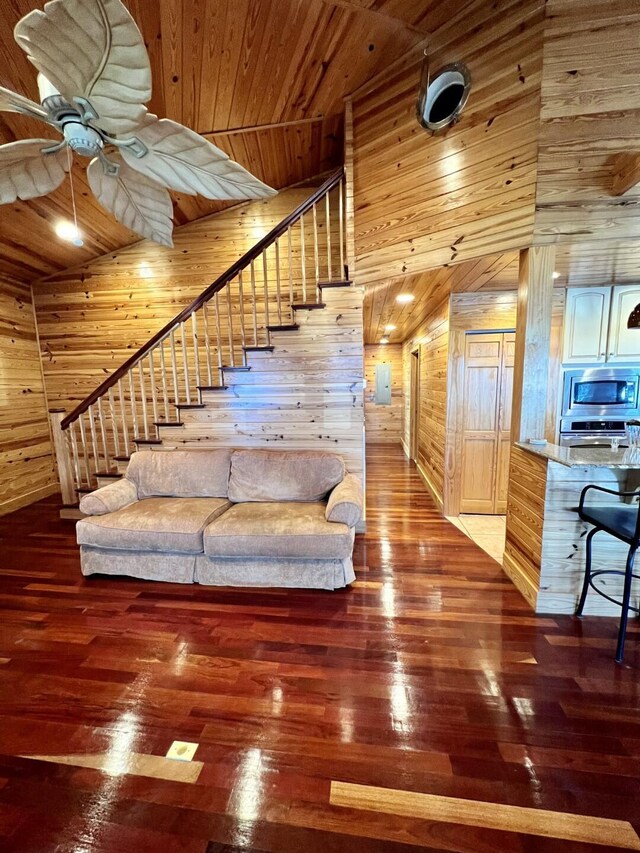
(326, 474), (363, 528)
(79, 478), (138, 516)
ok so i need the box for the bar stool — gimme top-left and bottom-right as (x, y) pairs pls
(576, 484), (640, 662)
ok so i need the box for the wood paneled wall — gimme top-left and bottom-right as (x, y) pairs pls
(0, 277), (57, 515)
(34, 188), (319, 412)
(534, 0), (640, 261)
(402, 298), (449, 508)
(364, 344), (403, 444)
(352, 0), (544, 285)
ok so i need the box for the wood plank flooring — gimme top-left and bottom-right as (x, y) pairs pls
(0, 444), (639, 852)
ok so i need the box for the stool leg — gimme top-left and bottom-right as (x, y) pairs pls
(577, 527), (598, 617)
(615, 545), (637, 663)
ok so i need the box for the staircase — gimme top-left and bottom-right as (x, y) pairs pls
(49, 168), (363, 510)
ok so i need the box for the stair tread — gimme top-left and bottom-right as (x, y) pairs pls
(154, 421), (184, 427)
(94, 471), (122, 478)
(243, 345), (274, 352)
(221, 365), (251, 371)
(176, 403), (206, 409)
(291, 303), (326, 310)
(318, 280), (352, 288)
(267, 324), (299, 331)
(114, 455), (130, 462)
(134, 438), (163, 444)
(197, 385), (229, 390)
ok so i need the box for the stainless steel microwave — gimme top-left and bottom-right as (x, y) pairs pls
(562, 368), (640, 419)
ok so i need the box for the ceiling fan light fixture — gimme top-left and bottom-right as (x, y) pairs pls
(380, 337), (389, 344)
(396, 293), (415, 304)
(54, 218), (83, 246)
(417, 58), (471, 134)
(384, 323), (396, 331)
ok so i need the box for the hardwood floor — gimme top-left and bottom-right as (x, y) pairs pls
(0, 444), (639, 852)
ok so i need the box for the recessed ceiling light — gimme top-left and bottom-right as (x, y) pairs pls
(55, 219), (83, 247)
(552, 271), (561, 280)
(396, 293), (415, 304)
(380, 337), (389, 344)
(384, 324), (396, 331)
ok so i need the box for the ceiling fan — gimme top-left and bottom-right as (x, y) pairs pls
(0, 0), (277, 247)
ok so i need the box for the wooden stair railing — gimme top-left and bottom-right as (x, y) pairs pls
(49, 168), (347, 505)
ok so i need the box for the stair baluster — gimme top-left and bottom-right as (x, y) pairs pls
(159, 341), (171, 422)
(118, 378), (130, 458)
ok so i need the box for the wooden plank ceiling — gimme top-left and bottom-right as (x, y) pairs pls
(0, 0), (443, 281)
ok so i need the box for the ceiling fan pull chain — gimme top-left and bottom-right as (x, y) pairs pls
(66, 145), (84, 247)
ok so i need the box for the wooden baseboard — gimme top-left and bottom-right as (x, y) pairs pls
(415, 460), (444, 513)
(0, 483), (59, 517)
(502, 550), (538, 611)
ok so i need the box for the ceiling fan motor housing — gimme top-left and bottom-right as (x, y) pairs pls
(62, 121), (104, 157)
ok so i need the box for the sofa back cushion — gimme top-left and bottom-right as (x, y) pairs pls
(228, 449), (345, 503)
(127, 449), (231, 498)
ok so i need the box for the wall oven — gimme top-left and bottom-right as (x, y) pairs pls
(562, 368), (640, 420)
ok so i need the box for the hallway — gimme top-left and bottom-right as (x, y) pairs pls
(0, 445), (638, 851)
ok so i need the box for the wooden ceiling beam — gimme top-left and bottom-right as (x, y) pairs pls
(611, 152), (640, 196)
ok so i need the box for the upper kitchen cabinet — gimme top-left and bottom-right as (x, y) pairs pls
(562, 288), (611, 364)
(563, 286), (640, 364)
(608, 285), (640, 363)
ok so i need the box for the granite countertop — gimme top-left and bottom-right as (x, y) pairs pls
(516, 442), (640, 469)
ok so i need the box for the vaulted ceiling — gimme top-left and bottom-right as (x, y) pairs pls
(0, 0), (452, 281)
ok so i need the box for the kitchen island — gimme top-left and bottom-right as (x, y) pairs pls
(503, 442), (640, 615)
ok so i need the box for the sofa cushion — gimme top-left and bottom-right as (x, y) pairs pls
(126, 449), (231, 498)
(228, 450), (345, 503)
(77, 497), (231, 553)
(203, 501), (353, 559)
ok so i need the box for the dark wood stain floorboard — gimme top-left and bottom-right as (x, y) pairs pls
(0, 445), (638, 851)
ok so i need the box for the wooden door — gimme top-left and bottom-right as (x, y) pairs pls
(460, 332), (514, 514)
(608, 285), (640, 363)
(562, 287), (610, 364)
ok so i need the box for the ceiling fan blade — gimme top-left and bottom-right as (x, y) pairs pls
(121, 117), (278, 201)
(0, 139), (68, 203)
(14, 0), (151, 135)
(87, 154), (174, 247)
(0, 86), (52, 124)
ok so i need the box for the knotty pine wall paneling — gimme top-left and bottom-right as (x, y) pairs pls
(0, 277), (57, 514)
(34, 189), (323, 412)
(352, 0), (545, 286)
(534, 0), (640, 265)
(364, 344), (403, 444)
(402, 297), (450, 509)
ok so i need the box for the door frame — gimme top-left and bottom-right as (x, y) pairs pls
(410, 347), (420, 461)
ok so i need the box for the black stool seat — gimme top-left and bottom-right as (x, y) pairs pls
(576, 484), (640, 662)
(580, 505), (638, 544)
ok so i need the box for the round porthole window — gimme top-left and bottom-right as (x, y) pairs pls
(416, 61), (471, 133)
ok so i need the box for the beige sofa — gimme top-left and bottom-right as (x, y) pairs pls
(76, 448), (362, 589)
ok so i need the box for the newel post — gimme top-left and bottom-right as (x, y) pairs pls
(49, 409), (76, 505)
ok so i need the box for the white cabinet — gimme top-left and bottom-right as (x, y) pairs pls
(563, 285), (640, 364)
(562, 287), (610, 364)
(608, 285), (640, 362)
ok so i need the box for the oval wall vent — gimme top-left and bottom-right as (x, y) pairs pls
(416, 61), (471, 134)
